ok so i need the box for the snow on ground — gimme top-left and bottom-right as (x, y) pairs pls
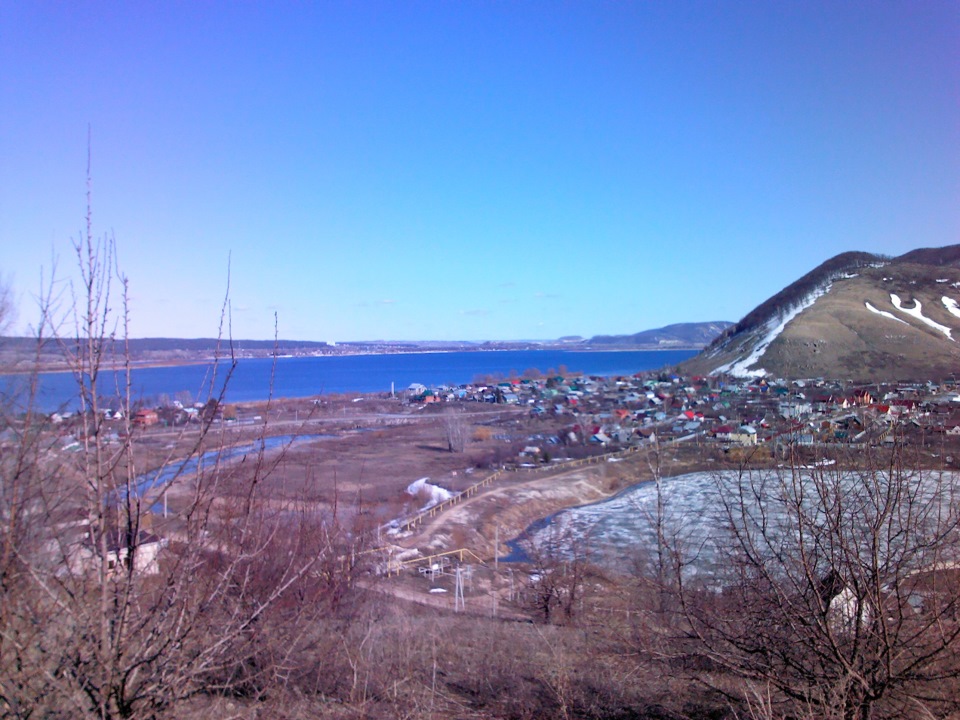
(942, 297), (960, 320)
(715, 284), (830, 377)
(890, 294), (953, 340)
(865, 301), (908, 325)
(407, 477), (455, 511)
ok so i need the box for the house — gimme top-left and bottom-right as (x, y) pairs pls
(729, 425), (758, 446)
(779, 401), (812, 419)
(714, 424), (758, 446)
(133, 409), (159, 427)
(591, 431), (611, 445)
(934, 422), (960, 436)
(104, 530), (166, 575)
(64, 528), (167, 576)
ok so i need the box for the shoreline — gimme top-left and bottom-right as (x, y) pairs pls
(1, 345), (702, 377)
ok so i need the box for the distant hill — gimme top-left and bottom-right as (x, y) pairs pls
(0, 322), (730, 369)
(0, 337), (336, 370)
(586, 322), (732, 350)
(681, 244), (960, 381)
(128, 338), (332, 353)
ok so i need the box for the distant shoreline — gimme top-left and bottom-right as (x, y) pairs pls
(1, 345), (704, 377)
(5, 347), (699, 412)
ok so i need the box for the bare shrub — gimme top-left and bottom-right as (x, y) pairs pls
(0, 185), (363, 718)
(669, 440), (960, 720)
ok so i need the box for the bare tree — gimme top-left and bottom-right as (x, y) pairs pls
(670, 439), (960, 720)
(443, 407), (466, 453)
(0, 275), (13, 337)
(0, 172), (363, 718)
(522, 523), (590, 624)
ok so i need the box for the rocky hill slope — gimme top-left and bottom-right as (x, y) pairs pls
(681, 245), (960, 381)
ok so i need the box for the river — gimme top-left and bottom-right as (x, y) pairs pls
(4, 348), (696, 412)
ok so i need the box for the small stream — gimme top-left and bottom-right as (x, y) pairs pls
(115, 433), (334, 510)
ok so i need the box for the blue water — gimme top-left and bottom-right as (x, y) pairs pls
(115, 434), (331, 511)
(5, 349), (696, 412)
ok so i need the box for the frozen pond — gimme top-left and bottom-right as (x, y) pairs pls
(510, 468), (960, 577)
(506, 471), (728, 571)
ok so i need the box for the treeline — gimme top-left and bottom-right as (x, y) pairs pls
(0, 336), (333, 353)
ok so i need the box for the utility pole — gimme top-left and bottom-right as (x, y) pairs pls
(492, 525), (500, 617)
(454, 565), (465, 612)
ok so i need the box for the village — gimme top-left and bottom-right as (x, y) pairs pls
(44, 369), (960, 474)
(41, 366), (960, 518)
(398, 370), (960, 462)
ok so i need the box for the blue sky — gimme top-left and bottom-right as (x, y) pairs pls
(1, 2), (957, 342)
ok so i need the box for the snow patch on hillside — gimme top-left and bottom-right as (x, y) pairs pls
(890, 294), (953, 341)
(865, 302), (908, 325)
(406, 477), (455, 511)
(943, 297), (960, 320)
(716, 285), (830, 377)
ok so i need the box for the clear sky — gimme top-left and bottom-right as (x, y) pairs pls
(1, 2), (957, 342)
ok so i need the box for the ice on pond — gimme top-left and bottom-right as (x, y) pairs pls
(521, 468), (960, 579)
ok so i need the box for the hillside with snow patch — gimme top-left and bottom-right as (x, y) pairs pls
(681, 245), (960, 381)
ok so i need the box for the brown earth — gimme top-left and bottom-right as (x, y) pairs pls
(119, 395), (731, 622)
(132, 396), (578, 531)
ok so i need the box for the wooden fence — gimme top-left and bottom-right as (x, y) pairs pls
(387, 547), (487, 576)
